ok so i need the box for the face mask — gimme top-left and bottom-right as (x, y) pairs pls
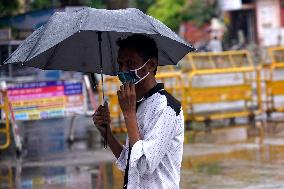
(117, 59), (150, 85)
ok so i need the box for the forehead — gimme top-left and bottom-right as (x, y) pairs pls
(117, 48), (142, 63)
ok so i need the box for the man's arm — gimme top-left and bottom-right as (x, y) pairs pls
(107, 130), (123, 159)
(117, 83), (140, 147)
(124, 114), (140, 147)
(92, 101), (123, 159)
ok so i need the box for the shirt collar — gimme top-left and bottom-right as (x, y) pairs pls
(136, 83), (164, 108)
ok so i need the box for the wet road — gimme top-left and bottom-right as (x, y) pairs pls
(1, 141), (284, 188)
(1, 118), (284, 189)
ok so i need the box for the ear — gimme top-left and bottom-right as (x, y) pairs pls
(147, 58), (158, 73)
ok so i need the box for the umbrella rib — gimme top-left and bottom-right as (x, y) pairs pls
(77, 8), (88, 31)
(135, 10), (177, 65)
(79, 7), (89, 31)
(23, 14), (55, 64)
(107, 31), (116, 75)
(2, 28), (37, 65)
(136, 10), (158, 33)
(160, 48), (176, 65)
(44, 44), (60, 69)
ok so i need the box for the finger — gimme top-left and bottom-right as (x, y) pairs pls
(95, 119), (110, 126)
(100, 103), (109, 112)
(98, 109), (110, 120)
(103, 101), (109, 112)
(94, 120), (107, 126)
(124, 82), (129, 91)
(95, 105), (104, 114)
(94, 113), (109, 119)
(94, 117), (108, 123)
(93, 117), (109, 124)
(93, 106), (101, 115)
(102, 108), (110, 116)
(117, 90), (122, 100)
(130, 83), (135, 93)
(120, 84), (124, 91)
(93, 115), (105, 121)
(126, 82), (131, 95)
(94, 109), (103, 117)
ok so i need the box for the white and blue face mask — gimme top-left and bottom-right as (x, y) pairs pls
(117, 59), (150, 85)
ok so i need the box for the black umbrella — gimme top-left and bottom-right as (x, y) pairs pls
(2, 7), (195, 148)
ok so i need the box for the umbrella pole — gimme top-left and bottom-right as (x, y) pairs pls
(97, 31), (108, 149)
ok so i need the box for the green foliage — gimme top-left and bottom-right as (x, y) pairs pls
(30, 0), (53, 10)
(181, 0), (217, 27)
(146, 0), (217, 30)
(134, 0), (155, 13)
(87, 0), (106, 8)
(147, 0), (185, 31)
(30, 0), (106, 10)
(0, 0), (19, 16)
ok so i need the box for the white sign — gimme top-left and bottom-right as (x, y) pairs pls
(262, 28), (284, 46)
(219, 0), (242, 11)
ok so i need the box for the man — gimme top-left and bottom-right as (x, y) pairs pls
(93, 34), (184, 189)
(207, 36), (223, 52)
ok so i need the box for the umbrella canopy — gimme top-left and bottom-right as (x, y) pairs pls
(2, 7), (195, 76)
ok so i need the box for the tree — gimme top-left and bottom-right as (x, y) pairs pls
(0, 0), (19, 17)
(147, 0), (186, 31)
(30, 0), (106, 10)
(105, 0), (128, 9)
(146, 0), (217, 31)
(87, 0), (106, 8)
(181, 0), (217, 27)
(30, 0), (54, 10)
(59, 0), (86, 6)
(134, 0), (155, 13)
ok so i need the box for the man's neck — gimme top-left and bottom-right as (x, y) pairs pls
(135, 78), (157, 101)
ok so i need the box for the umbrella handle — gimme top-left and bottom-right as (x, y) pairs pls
(97, 31), (107, 149)
(103, 125), (107, 149)
(89, 72), (107, 149)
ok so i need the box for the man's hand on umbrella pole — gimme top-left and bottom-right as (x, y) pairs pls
(117, 82), (140, 147)
(92, 101), (111, 138)
(93, 101), (123, 157)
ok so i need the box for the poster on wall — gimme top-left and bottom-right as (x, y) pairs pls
(6, 80), (85, 121)
(256, 0), (281, 46)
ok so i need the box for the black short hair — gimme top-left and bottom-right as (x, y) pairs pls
(117, 34), (158, 74)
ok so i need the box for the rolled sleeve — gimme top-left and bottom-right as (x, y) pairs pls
(130, 140), (143, 164)
(115, 145), (128, 171)
(129, 140), (148, 174)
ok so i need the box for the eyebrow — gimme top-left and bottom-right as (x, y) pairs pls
(117, 59), (135, 66)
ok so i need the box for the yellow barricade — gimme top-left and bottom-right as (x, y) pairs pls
(0, 89), (11, 150)
(157, 65), (177, 73)
(265, 47), (284, 116)
(184, 50), (262, 123)
(0, 166), (13, 189)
